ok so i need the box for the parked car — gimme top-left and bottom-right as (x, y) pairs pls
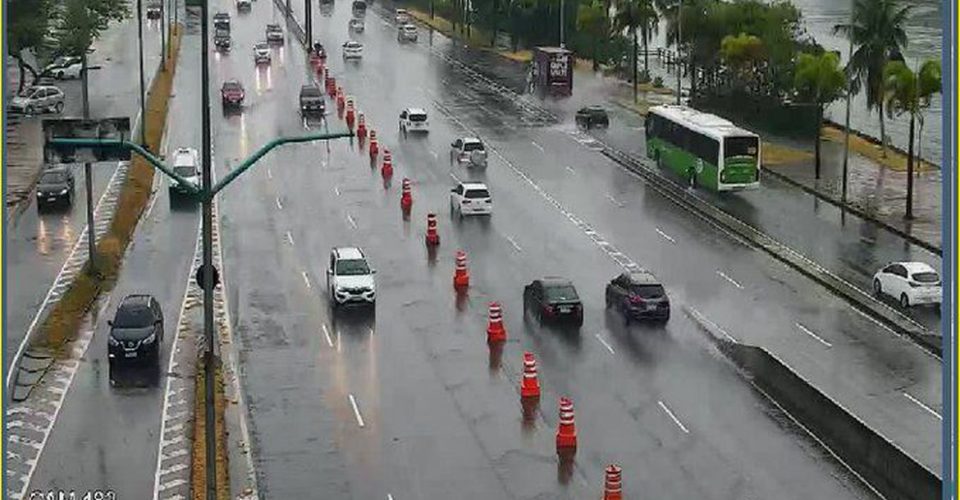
(399, 108), (428, 134)
(8, 85), (65, 115)
(35, 167), (75, 210)
(450, 137), (487, 167)
(299, 84), (326, 117)
(42, 56), (82, 80)
(214, 12), (231, 30)
(254, 42), (271, 64)
(327, 247), (377, 308)
(221, 80), (245, 108)
(523, 278), (584, 327)
(342, 40), (363, 60)
(395, 8), (410, 23)
(605, 270), (670, 323)
(107, 294), (165, 381)
(349, 18), (365, 33)
(449, 182), (492, 218)
(266, 23), (284, 44)
(873, 261), (942, 308)
(576, 105), (609, 129)
(398, 23), (418, 42)
(169, 147), (201, 198)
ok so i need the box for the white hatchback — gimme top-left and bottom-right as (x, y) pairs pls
(450, 182), (492, 217)
(342, 40), (363, 59)
(872, 261), (941, 308)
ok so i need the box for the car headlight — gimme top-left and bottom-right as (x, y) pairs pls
(142, 332), (157, 344)
(59, 188), (69, 195)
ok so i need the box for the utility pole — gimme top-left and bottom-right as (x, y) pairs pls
(676, 0), (682, 105)
(559, 0), (564, 48)
(81, 54), (97, 275)
(840, 8), (853, 206)
(161, 0), (168, 70)
(199, 0), (217, 498)
(305, 0), (313, 46)
(137, 0), (148, 146)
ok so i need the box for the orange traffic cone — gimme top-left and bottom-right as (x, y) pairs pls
(369, 130), (379, 160)
(425, 213), (440, 246)
(603, 465), (623, 500)
(356, 113), (367, 140)
(453, 250), (470, 289)
(336, 88), (345, 118)
(486, 302), (507, 343)
(400, 178), (413, 212)
(381, 149), (393, 178)
(520, 351), (540, 399)
(345, 99), (356, 130)
(556, 396), (577, 452)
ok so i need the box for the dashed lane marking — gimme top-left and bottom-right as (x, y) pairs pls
(655, 228), (676, 244)
(505, 235), (522, 253)
(285, 231), (295, 246)
(658, 400), (689, 434)
(594, 333), (615, 355)
(565, 165), (576, 174)
(796, 323), (832, 348)
(903, 392), (942, 420)
(348, 394), (366, 428)
(321, 324), (334, 348)
(716, 270), (743, 289)
(346, 213), (358, 229)
(276, 197), (284, 210)
(531, 140), (545, 152)
(302, 271), (312, 289)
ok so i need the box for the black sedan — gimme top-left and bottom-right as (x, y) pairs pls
(523, 278), (583, 327)
(605, 270), (670, 323)
(575, 105), (609, 129)
(36, 167), (75, 210)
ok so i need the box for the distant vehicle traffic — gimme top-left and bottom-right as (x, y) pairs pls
(327, 247), (377, 308)
(645, 105), (761, 191)
(349, 18), (365, 33)
(254, 42), (271, 64)
(395, 8), (410, 23)
(214, 12), (231, 30)
(42, 56), (82, 80)
(450, 137), (487, 167)
(450, 182), (492, 218)
(108, 294), (165, 383)
(605, 270), (670, 323)
(214, 27), (231, 50)
(236, 0), (252, 11)
(342, 40), (363, 60)
(399, 108), (428, 134)
(352, 0), (367, 15)
(8, 85), (65, 115)
(524, 278), (584, 327)
(398, 23), (418, 42)
(531, 46), (573, 96)
(169, 147), (201, 199)
(146, 0), (162, 19)
(221, 80), (245, 108)
(576, 106), (609, 129)
(299, 84), (326, 117)
(873, 261), (942, 308)
(36, 167), (75, 210)
(266, 23), (284, 44)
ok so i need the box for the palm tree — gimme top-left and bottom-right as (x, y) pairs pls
(794, 51), (847, 178)
(883, 59), (941, 219)
(576, 0), (609, 71)
(613, 0), (658, 101)
(834, 0), (911, 158)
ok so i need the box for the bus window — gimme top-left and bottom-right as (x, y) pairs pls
(724, 136), (759, 159)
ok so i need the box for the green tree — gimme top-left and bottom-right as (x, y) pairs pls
(55, 0), (129, 57)
(720, 32), (764, 90)
(8, 0), (58, 92)
(576, 0), (609, 71)
(794, 51), (846, 178)
(883, 59), (941, 219)
(613, 0), (658, 101)
(834, 0), (911, 158)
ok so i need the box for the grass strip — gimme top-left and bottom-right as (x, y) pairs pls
(33, 25), (182, 355)
(192, 358), (230, 500)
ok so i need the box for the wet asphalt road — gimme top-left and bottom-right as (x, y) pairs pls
(26, 31), (201, 497)
(5, 16), (164, 377)
(205, 0), (936, 497)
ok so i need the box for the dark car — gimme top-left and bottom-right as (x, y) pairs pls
(36, 167), (75, 209)
(214, 12), (231, 30)
(300, 84), (326, 116)
(266, 23), (284, 44)
(107, 294), (165, 379)
(605, 270), (670, 323)
(214, 27), (231, 50)
(221, 80), (245, 108)
(576, 106), (609, 129)
(146, 0), (162, 19)
(523, 278), (584, 327)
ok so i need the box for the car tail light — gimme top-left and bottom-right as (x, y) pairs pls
(542, 305), (554, 317)
(629, 295), (644, 304)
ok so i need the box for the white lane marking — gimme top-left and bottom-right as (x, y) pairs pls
(605, 193), (623, 207)
(336, 329), (342, 353)
(716, 270), (743, 289)
(276, 197), (284, 210)
(565, 165), (576, 174)
(903, 392), (942, 420)
(796, 323), (832, 348)
(387, 495), (395, 500)
(368, 328), (375, 336)
(285, 231), (295, 246)
(531, 140), (545, 152)
(302, 271), (312, 289)
(658, 400), (689, 434)
(267, 168), (273, 179)
(685, 306), (739, 343)
(505, 235), (522, 253)
(321, 324), (334, 348)
(334, 185), (341, 196)
(430, 150), (438, 159)
(594, 333), (615, 355)
(655, 228), (676, 244)
(346, 213), (358, 229)
(449, 172), (460, 183)
(348, 394), (366, 428)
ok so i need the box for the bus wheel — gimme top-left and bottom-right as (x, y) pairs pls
(688, 169), (696, 188)
(654, 150), (662, 169)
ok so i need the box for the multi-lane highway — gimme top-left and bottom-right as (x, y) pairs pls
(10, 0), (942, 497)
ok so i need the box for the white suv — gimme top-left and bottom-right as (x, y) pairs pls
(169, 147), (201, 197)
(342, 40), (364, 60)
(327, 247), (377, 307)
(398, 24), (418, 42)
(395, 8), (410, 23)
(873, 261), (941, 308)
(399, 108), (429, 134)
(450, 137), (488, 167)
(254, 42), (271, 64)
(450, 182), (492, 218)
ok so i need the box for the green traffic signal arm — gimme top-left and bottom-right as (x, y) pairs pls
(48, 130), (354, 201)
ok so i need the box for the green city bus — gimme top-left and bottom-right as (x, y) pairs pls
(644, 105), (761, 191)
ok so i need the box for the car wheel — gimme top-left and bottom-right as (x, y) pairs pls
(873, 279), (882, 296)
(688, 168), (697, 188)
(54, 102), (64, 114)
(25, 105), (35, 115)
(56, 71), (64, 79)
(900, 293), (910, 308)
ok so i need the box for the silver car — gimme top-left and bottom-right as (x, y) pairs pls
(8, 85), (65, 115)
(253, 43), (271, 64)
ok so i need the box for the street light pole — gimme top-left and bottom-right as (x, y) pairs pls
(676, 0), (682, 105)
(305, 0), (313, 46)
(81, 54), (97, 275)
(559, 0), (565, 48)
(840, 10), (853, 206)
(137, 0), (148, 146)
(161, 0), (168, 70)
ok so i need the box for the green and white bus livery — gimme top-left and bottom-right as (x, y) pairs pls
(644, 105), (761, 191)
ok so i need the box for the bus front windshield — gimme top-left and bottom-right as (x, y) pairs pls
(724, 136), (759, 160)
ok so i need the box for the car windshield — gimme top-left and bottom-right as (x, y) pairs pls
(464, 189), (490, 199)
(545, 285), (578, 302)
(40, 171), (67, 184)
(911, 272), (940, 284)
(336, 258), (370, 276)
(216, 28), (229, 37)
(174, 166), (196, 177)
(463, 142), (484, 152)
(631, 284), (665, 298)
(19, 88), (40, 98)
(113, 305), (154, 329)
(223, 82), (242, 91)
(409, 113), (427, 122)
(256, 44), (268, 51)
